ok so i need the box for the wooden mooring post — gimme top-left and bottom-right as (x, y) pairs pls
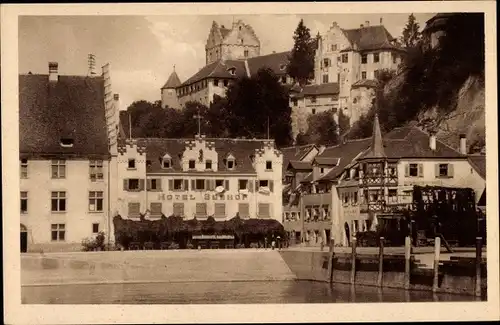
(377, 237), (384, 287)
(404, 236), (411, 290)
(327, 239), (335, 284)
(432, 236), (441, 293)
(350, 236), (357, 284)
(475, 236), (483, 297)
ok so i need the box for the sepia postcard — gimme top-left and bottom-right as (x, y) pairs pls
(2, 1), (499, 324)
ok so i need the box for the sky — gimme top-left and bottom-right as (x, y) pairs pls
(19, 13), (435, 110)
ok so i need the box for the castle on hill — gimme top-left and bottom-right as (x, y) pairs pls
(161, 19), (405, 142)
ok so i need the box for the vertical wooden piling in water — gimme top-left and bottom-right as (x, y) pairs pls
(404, 236), (411, 290)
(475, 236), (482, 297)
(432, 236), (441, 293)
(377, 237), (384, 287)
(350, 236), (357, 285)
(327, 239), (335, 284)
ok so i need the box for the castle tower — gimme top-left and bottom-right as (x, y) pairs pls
(161, 67), (181, 109)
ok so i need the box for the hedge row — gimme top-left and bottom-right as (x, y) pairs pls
(113, 215), (285, 249)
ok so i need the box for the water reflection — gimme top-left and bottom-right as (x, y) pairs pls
(22, 280), (479, 304)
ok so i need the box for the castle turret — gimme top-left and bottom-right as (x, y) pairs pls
(161, 67), (181, 109)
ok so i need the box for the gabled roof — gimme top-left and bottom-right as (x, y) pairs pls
(247, 51), (290, 77)
(358, 126), (464, 160)
(179, 51), (291, 88)
(317, 138), (372, 181)
(162, 70), (182, 89)
(119, 137), (276, 174)
(313, 157), (340, 166)
(287, 160), (313, 171)
(19, 74), (109, 158)
(340, 25), (402, 52)
(281, 144), (317, 175)
(351, 79), (378, 89)
(180, 60), (247, 87)
(468, 154), (486, 179)
(292, 83), (340, 99)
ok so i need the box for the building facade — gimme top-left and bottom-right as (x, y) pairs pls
(19, 62), (116, 252)
(115, 135), (283, 223)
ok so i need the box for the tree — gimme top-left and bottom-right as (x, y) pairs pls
(400, 13), (421, 48)
(295, 132), (309, 145)
(225, 68), (293, 146)
(287, 19), (315, 86)
(303, 111), (339, 146)
(337, 109), (351, 136)
(205, 95), (230, 138)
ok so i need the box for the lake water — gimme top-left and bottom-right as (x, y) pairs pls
(22, 280), (479, 304)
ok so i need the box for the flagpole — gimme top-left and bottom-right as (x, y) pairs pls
(129, 112), (132, 140)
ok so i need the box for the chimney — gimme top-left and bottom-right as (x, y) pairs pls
(49, 62), (58, 82)
(365, 21), (370, 27)
(429, 132), (436, 151)
(459, 134), (467, 155)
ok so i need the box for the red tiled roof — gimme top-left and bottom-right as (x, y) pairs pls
(351, 79), (378, 89)
(247, 51), (290, 77)
(359, 126), (464, 160)
(180, 60), (247, 87)
(317, 138), (372, 181)
(314, 157), (340, 166)
(19, 74), (109, 159)
(468, 154), (486, 179)
(293, 83), (340, 99)
(118, 137), (277, 174)
(179, 51), (291, 88)
(162, 71), (182, 89)
(341, 25), (403, 52)
(288, 160), (313, 170)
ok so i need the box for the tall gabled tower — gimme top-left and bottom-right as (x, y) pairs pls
(161, 67), (182, 109)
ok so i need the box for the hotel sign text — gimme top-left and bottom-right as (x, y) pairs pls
(157, 193), (249, 201)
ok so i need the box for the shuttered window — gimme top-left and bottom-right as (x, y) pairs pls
(405, 163), (423, 177)
(124, 179), (144, 191)
(214, 203), (226, 218)
(238, 203), (250, 217)
(147, 179), (162, 191)
(196, 203), (207, 216)
(128, 202), (140, 217)
(258, 203), (271, 218)
(435, 163), (454, 178)
(173, 203), (184, 217)
(150, 202), (162, 216)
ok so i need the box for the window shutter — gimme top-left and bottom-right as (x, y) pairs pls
(184, 179), (189, 191)
(435, 164), (439, 178)
(191, 179), (196, 190)
(448, 164), (454, 177)
(255, 180), (259, 191)
(157, 179), (162, 191)
(404, 165), (409, 177)
(123, 179), (128, 191)
(139, 179), (145, 191)
(248, 179), (253, 192)
(146, 179), (152, 190)
(211, 179), (216, 191)
(205, 179), (209, 190)
(269, 180), (274, 192)
(169, 179), (174, 190)
(418, 164), (424, 177)
(224, 180), (229, 190)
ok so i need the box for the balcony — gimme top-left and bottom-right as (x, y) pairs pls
(302, 192), (332, 205)
(359, 196), (414, 213)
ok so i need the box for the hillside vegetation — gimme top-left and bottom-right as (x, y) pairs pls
(347, 13), (485, 153)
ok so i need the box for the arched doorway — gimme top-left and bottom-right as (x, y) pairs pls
(20, 224), (28, 253)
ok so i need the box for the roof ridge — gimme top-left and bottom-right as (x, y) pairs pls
(410, 126), (463, 155)
(132, 137), (272, 142)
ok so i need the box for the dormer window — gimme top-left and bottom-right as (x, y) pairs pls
(128, 159), (136, 169)
(280, 64), (286, 71)
(227, 160), (234, 170)
(225, 154), (235, 170)
(227, 67), (236, 76)
(60, 138), (74, 148)
(162, 155), (172, 169)
(320, 167), (325, 174)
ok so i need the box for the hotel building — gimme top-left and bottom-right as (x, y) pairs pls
(114, 134), (283, 222)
